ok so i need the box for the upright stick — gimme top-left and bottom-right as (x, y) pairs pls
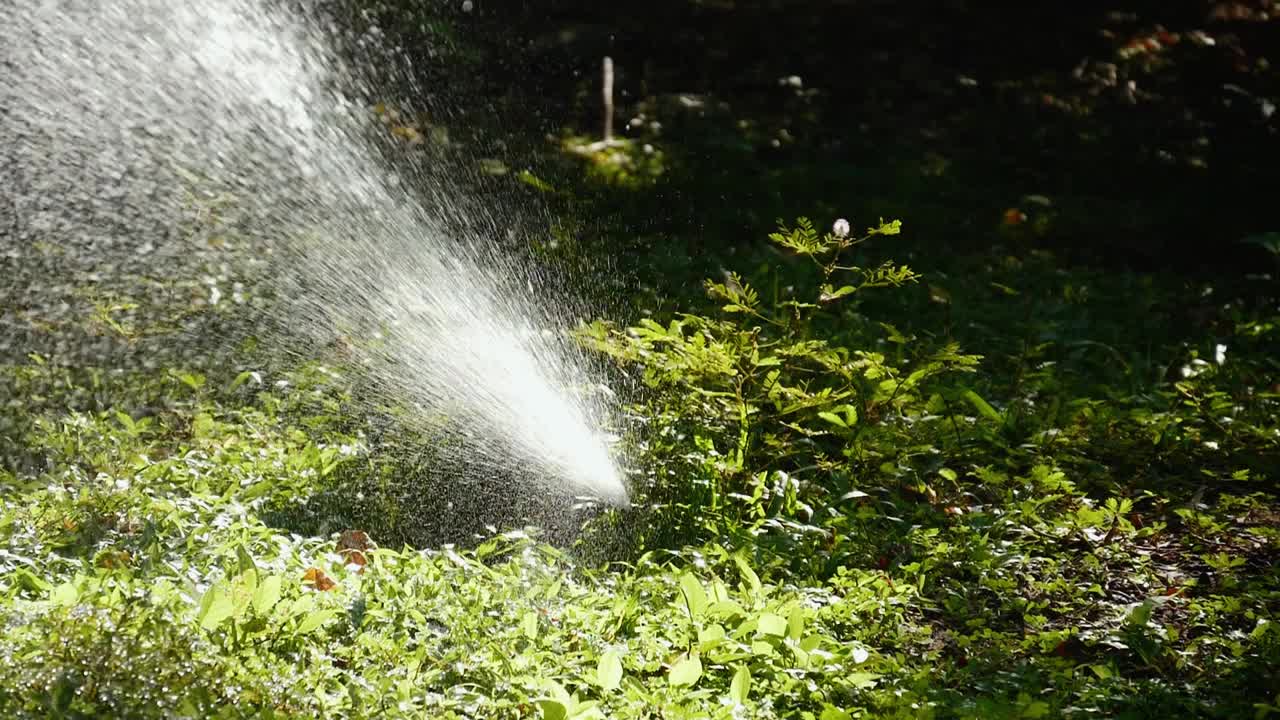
(602, 56), (614, 143)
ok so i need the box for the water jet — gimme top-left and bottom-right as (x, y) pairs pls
(0, 0), (627, 513)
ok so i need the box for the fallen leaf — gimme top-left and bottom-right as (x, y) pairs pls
(302, 567), (337, 591)
(336, 530), (372, 571)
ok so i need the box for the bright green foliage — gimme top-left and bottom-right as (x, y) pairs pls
(2, 214), (1278, 718)
(572, 218), (1279, 716)
(578, 218), (980, 552)
(0, 362), (896, 719)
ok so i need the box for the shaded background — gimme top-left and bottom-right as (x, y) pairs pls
(330, 0), (1278, 282)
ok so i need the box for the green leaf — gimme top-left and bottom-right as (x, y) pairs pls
(50, 581), (79, 607)
(1128, 599), (1155, 627)
(871, 218), (902, 235)
(521, 610), (539, 640)
(680, 573), (708, 618)
(541, 679), (572, 704)
(787, 606), (806, 641)
(198, 584), (234, 631)
(229, 571), (257, 620)
(817, 411), (847, 428)
(963, 389), (1003, 423)
(252, 575), (283, 616)
(173, 372), (206, 391)
(518, 170), (557, 194)
(819, 285), (856, 303)
(668, 654), (703, 687)
(595, 650), (623, 692)
(756, 612), (787, 637)
(1020, 699), (1051, 718)
(14, 569), (51, 594)
(286, 593), (315, 619)
(698, 624), (727, 648)
(536, 700), (568, 720)
(729, 666), (751, 705)
(845, 672), (881, 688)
(820, 708), (853, 720)
(733, 554), (762, 597)
(296, 608), (338, 634)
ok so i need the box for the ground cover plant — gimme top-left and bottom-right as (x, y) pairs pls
(4, 2), (1280, 718)
(2, 205), (1277, 717)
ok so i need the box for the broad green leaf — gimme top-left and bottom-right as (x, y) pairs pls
(286, 593), (315, 618)
(536, 700), (568, 720)
(50, 581), (78, 607)
(235, 545), (259, 578)
(198, 585), (234, 631)
(541, 679), (572, 705)
(680, 573), (707, 618)
(668, 654), (703, 687)
(595, 650), (623, 691)
(709, 579), (731, 604)
(846, 672), (880, 688)
(729, 666), (751, 705)
(756, 612), (787, 637)
(521, 610), (539, 640)
(296, 608), (338, 634)
(252, 575), (283, 616)
(1021, 700), (1051, 718)
(229, 571), (257, 619)
(698, 624), (727, 648)
(1128, 599), (1155, 627)
(820, 707), (853, 720)
(175, 372), (206, 390)
(708, 599), (746, 619)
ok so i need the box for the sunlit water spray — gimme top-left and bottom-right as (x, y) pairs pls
(0, 0), (627, 505)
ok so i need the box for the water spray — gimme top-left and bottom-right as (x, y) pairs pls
(0, 0), (627, 507)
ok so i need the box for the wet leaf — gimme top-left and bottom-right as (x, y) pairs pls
(668, 654), (702, 687)
(595, 650), (623, 691)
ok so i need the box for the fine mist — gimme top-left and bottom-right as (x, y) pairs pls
(0, 1), (626, 506)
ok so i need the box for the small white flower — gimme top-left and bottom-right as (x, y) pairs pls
(832, 218), (851, 238)
(461, 0), (473, 11)
(1215, 343), (1227, 365)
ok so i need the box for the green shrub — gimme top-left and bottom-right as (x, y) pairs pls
(579, 218), (980, 557)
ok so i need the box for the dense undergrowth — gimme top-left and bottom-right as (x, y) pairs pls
(2, 206), (1278, 717)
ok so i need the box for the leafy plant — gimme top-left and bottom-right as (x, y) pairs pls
(579, 218), (980, 553)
